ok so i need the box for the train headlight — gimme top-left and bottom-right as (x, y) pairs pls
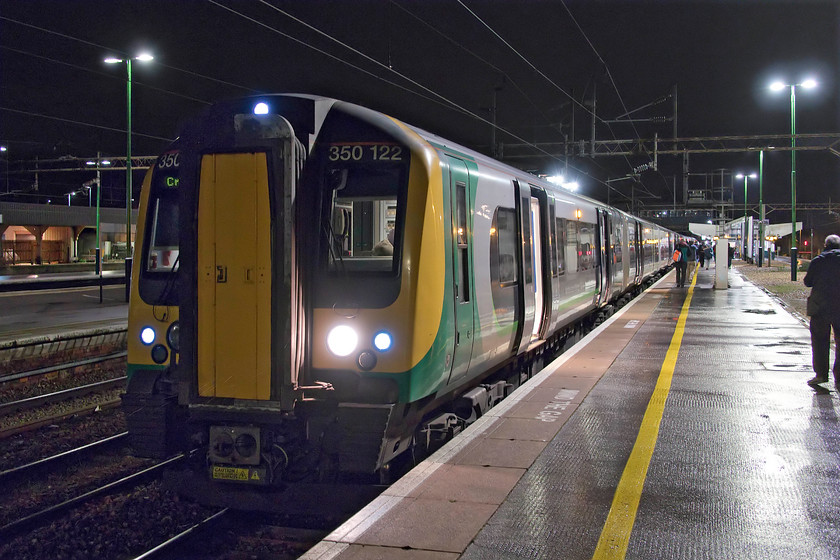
(253, 102), (269, 115)
(140, 326), (156, 345)
(151, 344), (169, 364)
(166, 321), (180, 353)
(373, 331), (393, 352)
(327, 325), (358, 357)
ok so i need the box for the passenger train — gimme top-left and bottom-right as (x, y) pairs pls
(124, 94), (675, 500)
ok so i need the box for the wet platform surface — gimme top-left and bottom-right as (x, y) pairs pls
(303, 264), (839, 560)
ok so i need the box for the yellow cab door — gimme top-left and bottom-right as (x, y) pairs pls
(196, 153), (272, 400)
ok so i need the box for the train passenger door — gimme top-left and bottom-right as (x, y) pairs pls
(612, 216), (624, 295)
(197, 153), (272, 400)
(636, 221), (645, 282)
(596, 209), (611, 306)
(446, 156), (475, 385)
(529, 186), (549, 340)
(512, 180), (535, 353)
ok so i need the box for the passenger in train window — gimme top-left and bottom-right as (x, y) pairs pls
(803, 234), (840, 388)
(372, 228), (395, 256)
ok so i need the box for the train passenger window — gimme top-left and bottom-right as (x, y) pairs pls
(578, 223), (595, 271)
(456, 183), (470, 303)
(490, 207), (518, 287)
(548, 206), (557, 278)
(565, 220), (579, 272)
(555, 217), (566, 276)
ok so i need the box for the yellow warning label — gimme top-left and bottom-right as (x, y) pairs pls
(212, 466), (249, 481)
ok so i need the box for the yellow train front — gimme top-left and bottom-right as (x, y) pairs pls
(126, 95), (459, 495)
(124, 95), (675, 503)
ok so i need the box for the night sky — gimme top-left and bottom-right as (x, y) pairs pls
(1, 0), (837, 217)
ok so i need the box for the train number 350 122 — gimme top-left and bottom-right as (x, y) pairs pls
(328, 144), (403, 162)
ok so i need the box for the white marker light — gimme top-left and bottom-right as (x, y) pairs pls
(140, 327), (156, 345)
(374, 332), (393, 352)
(327, 325), (358, 357)
(253, 102), (269, 115)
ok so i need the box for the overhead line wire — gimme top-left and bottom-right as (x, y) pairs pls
(455, 0), (595, 120)
(559, 0), (664, 200)
(456, 0), (647, 198)
(0, 16), (259, 95)
(388, 0), (563, 135)
(0, 45), (214, 106)
(0, 106), (174, 142)
(231, 0), (612, 188)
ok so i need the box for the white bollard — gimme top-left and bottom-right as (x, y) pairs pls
(715, 240), (729, 289)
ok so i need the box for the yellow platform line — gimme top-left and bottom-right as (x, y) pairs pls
(592, 266), (697, 560)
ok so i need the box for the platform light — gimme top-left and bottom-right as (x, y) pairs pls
(104, 52), (155, 300)
(546, 175), (579, 192)
(769, 76), (818, 281)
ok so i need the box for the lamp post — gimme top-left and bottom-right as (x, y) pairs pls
(758, 150), (765, 268)
(85, 155), (110, 302)
(735, 172), (757, 261)
(770, 77), (817, 281)
(1, 146), (7, 193)
(105, 52), (153, 300)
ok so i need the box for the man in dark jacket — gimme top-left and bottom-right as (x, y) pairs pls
(803, 234), (840, 387)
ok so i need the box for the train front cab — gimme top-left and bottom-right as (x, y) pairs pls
(168, 100), (453, 488)
(123, 151), (182, 458)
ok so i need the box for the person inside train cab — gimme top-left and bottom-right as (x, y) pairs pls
(803, 234), (840, 388)
(372, 228), (395, 256)
(675, 238), (689, 288)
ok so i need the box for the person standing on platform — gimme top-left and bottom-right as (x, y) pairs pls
(698, 244), (706, 269)
(675, 239), (689, 287)
(803, 234), (840, 387)
(704, 244), (713, 269)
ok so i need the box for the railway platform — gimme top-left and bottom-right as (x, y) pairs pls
(0, 262), (126, 293)
(303, 263), (838, 560)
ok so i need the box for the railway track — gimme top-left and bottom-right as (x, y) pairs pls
(0, 376), (126, 414)
(127, 510), (331, 560)
(0, 349), (127, 384)
(129, 508), (231, 560)
(0, 431), (129, 484)
(0, 377), (124, 439)
(0, 453), (187, 540)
